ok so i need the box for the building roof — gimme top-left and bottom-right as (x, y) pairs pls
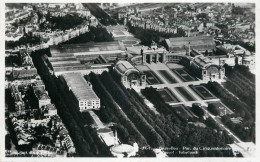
(50, 41), (125, 57)
(50, 60), (81, 66)
(166, 36), (216, 51)
(115, 60), (139, 76)
(126, 46), (143, 55)
(53, 65), (88, 72)
(33, 80), (45, 86)
(48, 56), (78, 62)
(33, 85), (50, 100)
(62, 73), (99, 101)
(193, 55), (214, 68)
(46, 104), (56, 110)
(12, 68), (37, 79)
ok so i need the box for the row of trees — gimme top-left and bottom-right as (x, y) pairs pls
(205, 82), (254, 121)
(224, 64), (255, 83)
(62, 26), (114, 44)
(5, 55), (22, 67)
(6, 33), (41, 49)
(5, 134), (12, 150)
(88, 73), (148, 146)
(219, 65), (255, 142)
(88, 73), (158, 157)
(31, 50), (112, 157)
(89, 72), (234, 157)
(221, 115), (255, 142)
(127, 22), (183, 46)
(95, 72), (165, 148)
(142, 87), (184, 122)
(204, 81), (255, 142)
(141, 87), (234, 157)
(44, 12), (86, 31)
(82, 3), (117, 25)
(231, 5), (245, 15)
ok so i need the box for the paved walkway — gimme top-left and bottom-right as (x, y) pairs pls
(168, 87), (186, 102)
(148, 80), (209, 89)
(168, 98), (220, 107)
(89, 111), (105, 129)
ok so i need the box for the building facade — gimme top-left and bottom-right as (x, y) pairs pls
(190, 55), (225, 81)
(114, 60), (146, 89)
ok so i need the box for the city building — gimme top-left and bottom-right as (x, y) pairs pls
(129, 42), (187, 65)
(164, 36), (216, 54)
(12, 68), (38, 80)
(50, 41), (127, 62)
(10, 84), (25, 112)
(141, 42), (168, 64)
(61, 73), (100, 111)
(190, 55), (225, 81)
(48, 41), (127, 76)
(33, 85), (51, 108)
(114, 60), (146, 88)
(242, 55), (255, 70)
(41, 104), (57, 117)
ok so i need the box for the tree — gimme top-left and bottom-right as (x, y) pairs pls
(191, 103), (205, 118)
(5, 134), (12, 150)
(207, 104), (220, 116)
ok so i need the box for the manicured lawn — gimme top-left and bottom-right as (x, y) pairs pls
(191, 85), (216, 100)
(157, 88), (180, 103)
(207, 101), (233, 116)
(143, 71), (164, 85)
(158, 70), (178, 83)
(172, 68), (196, 82)
(175, 87), (196, 101)
(171, 104), (197, 119)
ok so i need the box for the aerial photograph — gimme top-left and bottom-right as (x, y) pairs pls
(4, 2), (255, 158)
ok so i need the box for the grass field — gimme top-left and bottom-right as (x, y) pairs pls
(158, 70), (178, 83)
(207, 101), (233, 116)
(157, 88), (180, 103)
(171, 104), (197, 119)
(172, 68), (196, 82)
(143, 71), (164, 85)
(191, 85), (217, 100)
(175, 87), (196, 101)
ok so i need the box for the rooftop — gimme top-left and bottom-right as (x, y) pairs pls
(193, 55), (213, 68)
(166, 36), (216, 51)
(50, 41), (125, 57)
(53, 65), (87, 72)
(115, 60), (138, 76)
(12, 68), (37, 79)
(62, 73), (99, 101)
(33, 85), (50, 100)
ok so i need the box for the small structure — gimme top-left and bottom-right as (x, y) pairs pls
(110, 129), (138, 157)
(111, 144), (136, 157)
